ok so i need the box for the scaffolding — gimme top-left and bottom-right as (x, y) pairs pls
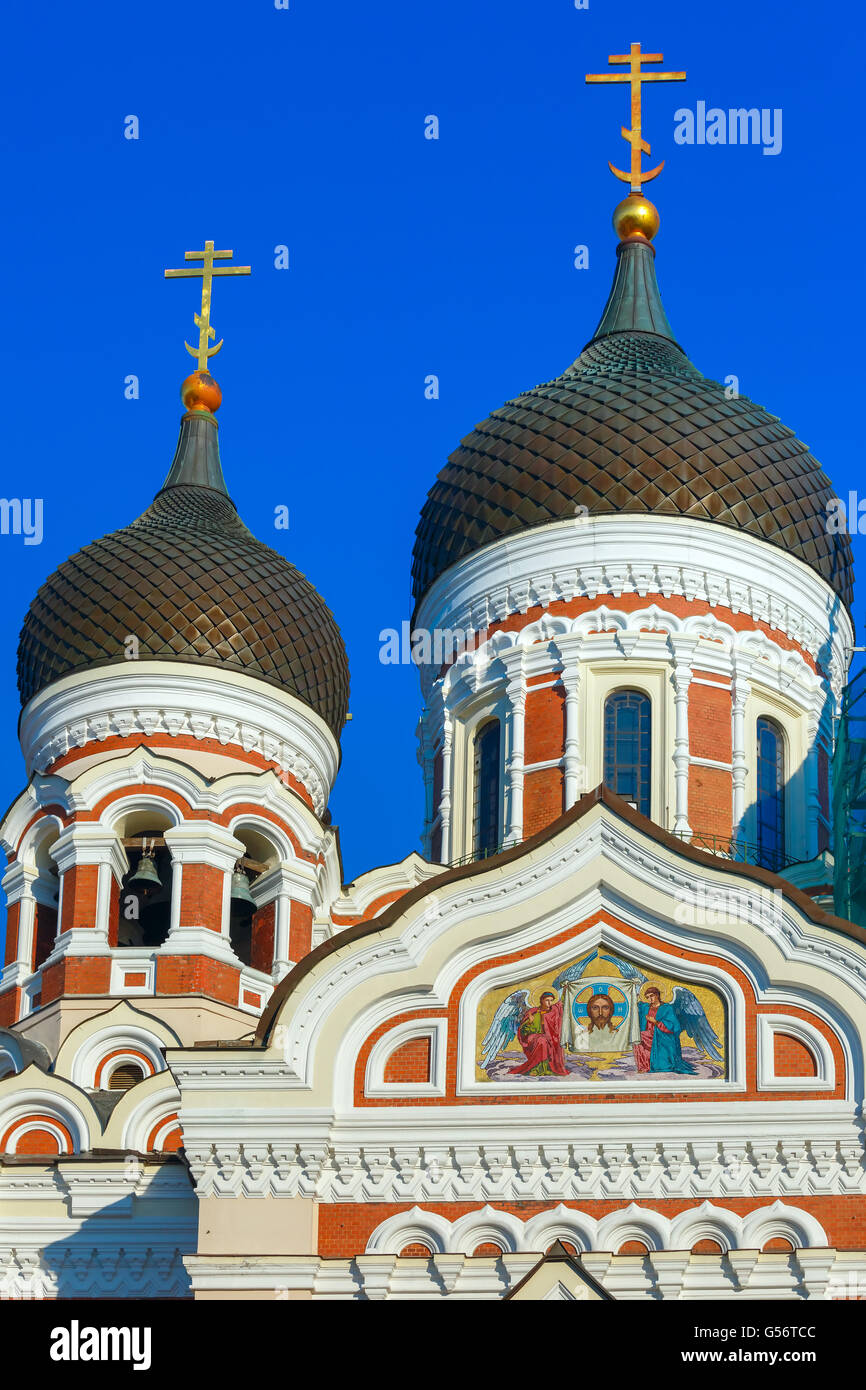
(833, 667), (866, 926)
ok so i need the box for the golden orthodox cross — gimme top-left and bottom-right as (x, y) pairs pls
(585, 43), (686, 193)
(164, 241), (251, 370)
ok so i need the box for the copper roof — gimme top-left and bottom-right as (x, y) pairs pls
(412, 239), (853, 609)
(18, 412), (349, 735)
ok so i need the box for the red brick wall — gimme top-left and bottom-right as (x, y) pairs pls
(523, 767), (564, 838)
(524, 686), (565, 765)
(9, 1127), (61, 1155)
(178, 864), (225, 932)
(3, 903), (20, 967)
(318, 1195), (866, 1256)
(60, 865), (99, 931)
(689, 766), (733, 845)
(688, 678), (733, 845)
(155, 954), (239, 1005)
(383, 1036), (431, 1084)
(0, 990), (18, 1026)
(41, 956), (111, 1003)
(289, 901), (313, 961)
(250, 902), (276, 974)
(689, 676), (732, 761)
(107, 881), (120, 949)
(774, 1032), (817, 1078)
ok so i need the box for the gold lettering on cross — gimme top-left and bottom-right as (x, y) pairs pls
(164, 241), (251, 370)
(585, 43), (686, 193)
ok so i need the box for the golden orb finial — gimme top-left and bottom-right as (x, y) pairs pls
(181, 369), (222, 415)
(613, 193), (660, 243)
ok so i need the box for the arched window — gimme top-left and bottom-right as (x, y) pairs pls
(756, 717), (785, 870)
(473, 720), (501, 857)
(603, 690), (651, 817)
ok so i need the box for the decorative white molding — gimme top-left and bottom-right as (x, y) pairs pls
(242, 804), (860, 1103)
(64, 1024), (169, 1091)
(503, 651), (526, 847)
(365, 1199), (827, 1256)
(756, 1014), (835, 1093)
(334, 853), (441, 922)
(365, 1018), (448, 1097)
(413, 515), (852, 699)
(18, 661), (340, 816)
(237, 970), (273, 1015)
(109, 956), (156, 996)
(0, 1160), (196, 1300)
(182, 1244), (865, 1300)
(177, 1093), (866, 1202)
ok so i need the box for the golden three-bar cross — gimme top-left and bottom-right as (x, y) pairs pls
(164, 241), (251, 370)
(585, 43), (686, 193)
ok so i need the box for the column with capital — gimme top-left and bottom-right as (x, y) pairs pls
(670, 637), (698, 838)
(438, 709), (454, 864)
(731, 657), (753, 843)
(558, 637), (584, 810)
(503, 653), (527, 846)
(804, 700), (828, 862)
(249, 860), (319, 981)
(47, 825), (129, 953)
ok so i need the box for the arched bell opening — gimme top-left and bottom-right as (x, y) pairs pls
(116, 810), (176, 949)
(230, 825), (281, 971)
(31, 822), (61, 969)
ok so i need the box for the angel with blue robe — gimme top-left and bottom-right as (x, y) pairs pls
(634, 982), (722, 1075)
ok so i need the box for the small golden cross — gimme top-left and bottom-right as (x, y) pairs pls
(164, 241), (251, 370)
(586, 43), (686, 193)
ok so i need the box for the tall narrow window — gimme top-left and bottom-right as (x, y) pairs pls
(603, 690), (651, 817)
(756, 717), (785, 870)
(473, 720), (501, 857)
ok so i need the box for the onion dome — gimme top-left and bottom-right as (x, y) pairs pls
(18, 371), (349, 736)
(412, 196), (853, 610)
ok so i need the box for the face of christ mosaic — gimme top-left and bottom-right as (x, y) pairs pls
(476, 948), (725, 1082)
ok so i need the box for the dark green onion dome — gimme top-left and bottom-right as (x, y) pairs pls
(18, 409), (350, 736)
(412, 237), (854, 610)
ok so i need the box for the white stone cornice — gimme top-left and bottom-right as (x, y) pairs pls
(49, 825), (128, 882)
(163, 823), (245, 873)
(1, 861), (40, 904)
(179, 1123), (866, 1208)
(17, 661), (340, 816)
(438, 606), (824, 717)
(414, 515), (851, 700)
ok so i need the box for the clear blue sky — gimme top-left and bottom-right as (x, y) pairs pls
(0, 0), (861, 890)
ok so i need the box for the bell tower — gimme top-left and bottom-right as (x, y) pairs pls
(0, 241), (349, 1052)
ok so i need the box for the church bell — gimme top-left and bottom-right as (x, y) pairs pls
(129, 850), (161, 894)
(230, 866), (256, 907)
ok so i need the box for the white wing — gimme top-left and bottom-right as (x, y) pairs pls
(480, 990), (530, 1067)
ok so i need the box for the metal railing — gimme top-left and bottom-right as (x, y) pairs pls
(671, 830), (797, 873)
(447, 843), (506, 870)
(442, 830), (798, 875)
